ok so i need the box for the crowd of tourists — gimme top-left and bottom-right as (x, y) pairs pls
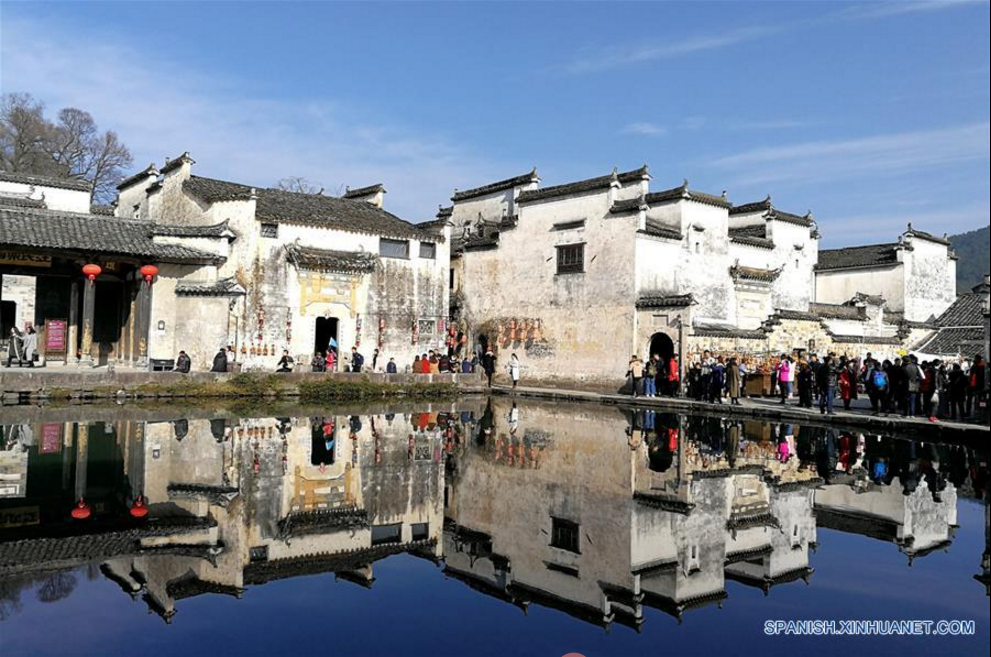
(668, 350), (987, 421)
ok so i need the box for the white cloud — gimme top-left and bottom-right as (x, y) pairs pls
(0, 16), (502, 221)
(621, 122), (667, 137)
(834, 0), (986, 21)
(708, 123), (990, 187)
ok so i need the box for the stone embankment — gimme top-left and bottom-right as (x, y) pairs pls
(0, 369), (481, 405)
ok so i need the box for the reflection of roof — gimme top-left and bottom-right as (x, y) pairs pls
(507, 582), (612, 629)
(726, 566), (815, 592)
(166, 576), (244, 601)
(634, 493), (695, 515)
(0, 207), (223, 264)
(276, 508), (370, 540)
(642, 589), (728, 621)
(242, 539), (437, 585)
(443, 566), (527, 610)
(727, 511), (780, 532)
(725, 544), (775, 565)
(814, 507), (900, 543)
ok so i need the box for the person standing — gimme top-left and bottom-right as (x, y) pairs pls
(276, 350), (295, 373)
(668, 355), (681, 398)
(904, 355), (923, 419)
(839, 360), (854, 411)
(967, 355), (986, 419)
(776, 355), (793, 405)
(387, 358), (398, 374)
(21, 326), (37, 368)
(311, 352), (327, 373)
(482, 349), (497, 387)
(5, 327), (24, 368)
(326, 348), (337, 373)
(372, 349), (381, 372)
(949, 363), (968, 421)
(865, 360), (888, 416)
(699, 351), (714, 403)
(509, 353), (522, 391)
(819, 355), (839, 416)
(211, 347), (229, 373)
(644, 356), (658, 398)
(628, 355), (644, 398)
(797, 361), (814, 409)
(726, 357), (742, 406)
(351, 347), (365, 373)
(921, 360), (938, 419)
(710, 357), (726, 404)
(225, 345), (237, 372)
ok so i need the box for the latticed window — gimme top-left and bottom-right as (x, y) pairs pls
(420, 242), (437, 259)
(260, 223), (279, 238)
(556, 244), (585, 274)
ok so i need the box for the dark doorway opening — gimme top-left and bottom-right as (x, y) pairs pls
(649, 332), (675, 362)
(314, 317), (339, 357)
(1, 300), (15, 337)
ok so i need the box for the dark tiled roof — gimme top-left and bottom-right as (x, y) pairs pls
(731, 197), (814, 227)
(0, 170), (92, 192)
(116, 164), (159, 190)
(633, 493), (695, 515)
(640, 219), (683, 241)
(915, 327), (986, 356)
(809, 303), (866, 321)
(831, 334), (903, 345)
(277, 508), (370, 540)
(729, 224), (775, 250)
(175, 277), (247, 297)
(637, 293), (696, 309)
(516, 166), (649, 205)
(183, 176), (255, 202)
(610, 197), (648, 215)
(647, 181), (731, 209)
(936, 290), (988, 328)
(0, 207), (222, 264)
(0, 195), (47, 209)
(285, 244), (378, 274)
(692, 326), (767, 340)
(343, 184), (386, 199)
(774, 309), (821, 322)
(257, 187), (433, 241)
(452, 169), (540, 202)
(436, 206), (453, 219)
(152, 220), (235, 239)
(906, 226), (951, 246)
(160, 152), (194, 175)
(848, 292), (886, 307)
(816, 244), (900, 272)
(731, 265), (781, 283)
(185, 176), (435, 241)
(89, 204), (116, 216)
(460, 232), (501, 252)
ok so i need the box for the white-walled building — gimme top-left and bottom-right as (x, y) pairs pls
(115, 153), (451, 370)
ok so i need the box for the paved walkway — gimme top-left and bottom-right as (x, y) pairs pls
(486, 384), (989, 441)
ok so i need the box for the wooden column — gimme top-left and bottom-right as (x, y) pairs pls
(135, 278), (152, 369)
(79, 280), (96, 367)
(68, 279), (81, 363)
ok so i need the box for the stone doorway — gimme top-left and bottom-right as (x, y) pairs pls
(314, 317), (339, 357)
(649, 332), (675, 362)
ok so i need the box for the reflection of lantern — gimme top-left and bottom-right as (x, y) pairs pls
(71, 498), (92, 520)
(82, 264), (102, 284)
(140, 264), (159, 284)
(129, 495), (149, 519)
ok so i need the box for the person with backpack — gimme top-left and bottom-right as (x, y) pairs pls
(644, 356), (659, 398)
(904, 355), (924, 419)
(866, 360), (889, 416)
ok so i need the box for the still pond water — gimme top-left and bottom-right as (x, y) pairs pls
(1, 398), (988, 657)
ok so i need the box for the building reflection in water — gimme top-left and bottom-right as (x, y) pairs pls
(0, 399), (987, 628)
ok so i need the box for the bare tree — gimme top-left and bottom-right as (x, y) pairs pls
(36, 572), (77, 604)
(0, 93), (132, 204)
(275, 176), (325, 195)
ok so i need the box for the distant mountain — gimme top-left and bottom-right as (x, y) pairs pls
(949, 225), (989, 293)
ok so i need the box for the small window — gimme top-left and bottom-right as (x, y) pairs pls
(418, 319), (436, 336)
(371, 524), (403, 546)
(556, 244), (585, 275)
(249, 546), (269, 563)
(380, 238), (410, 259)
(260, 222), (279, 238)
(420, 242), (437, 260)
(551, 517), (581, 554)
(411, 523), (430, 542)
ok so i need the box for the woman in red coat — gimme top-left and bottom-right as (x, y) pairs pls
(839, 366), (854, 411)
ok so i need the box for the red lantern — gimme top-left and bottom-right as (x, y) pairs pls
(129, 495), (149, 519)
(140, 264), (159, 284)
(82, 264), (102, 284)
(71, 498), (92, 520)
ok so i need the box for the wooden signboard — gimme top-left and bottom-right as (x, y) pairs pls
(40, 423), (63, 455)
(44, 318), (69, 363)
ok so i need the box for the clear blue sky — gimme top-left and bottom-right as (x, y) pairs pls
(1, 0), (988, 247)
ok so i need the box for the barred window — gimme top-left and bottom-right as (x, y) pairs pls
(556, 244), (585, 275)
(380, 238), (410, 259)
(420, 242), (437, 259)
(260, 222), (279, 238)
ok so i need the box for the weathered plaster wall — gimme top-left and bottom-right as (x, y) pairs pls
(903, 238), (957, 323)
(816, 264), (906, 312)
